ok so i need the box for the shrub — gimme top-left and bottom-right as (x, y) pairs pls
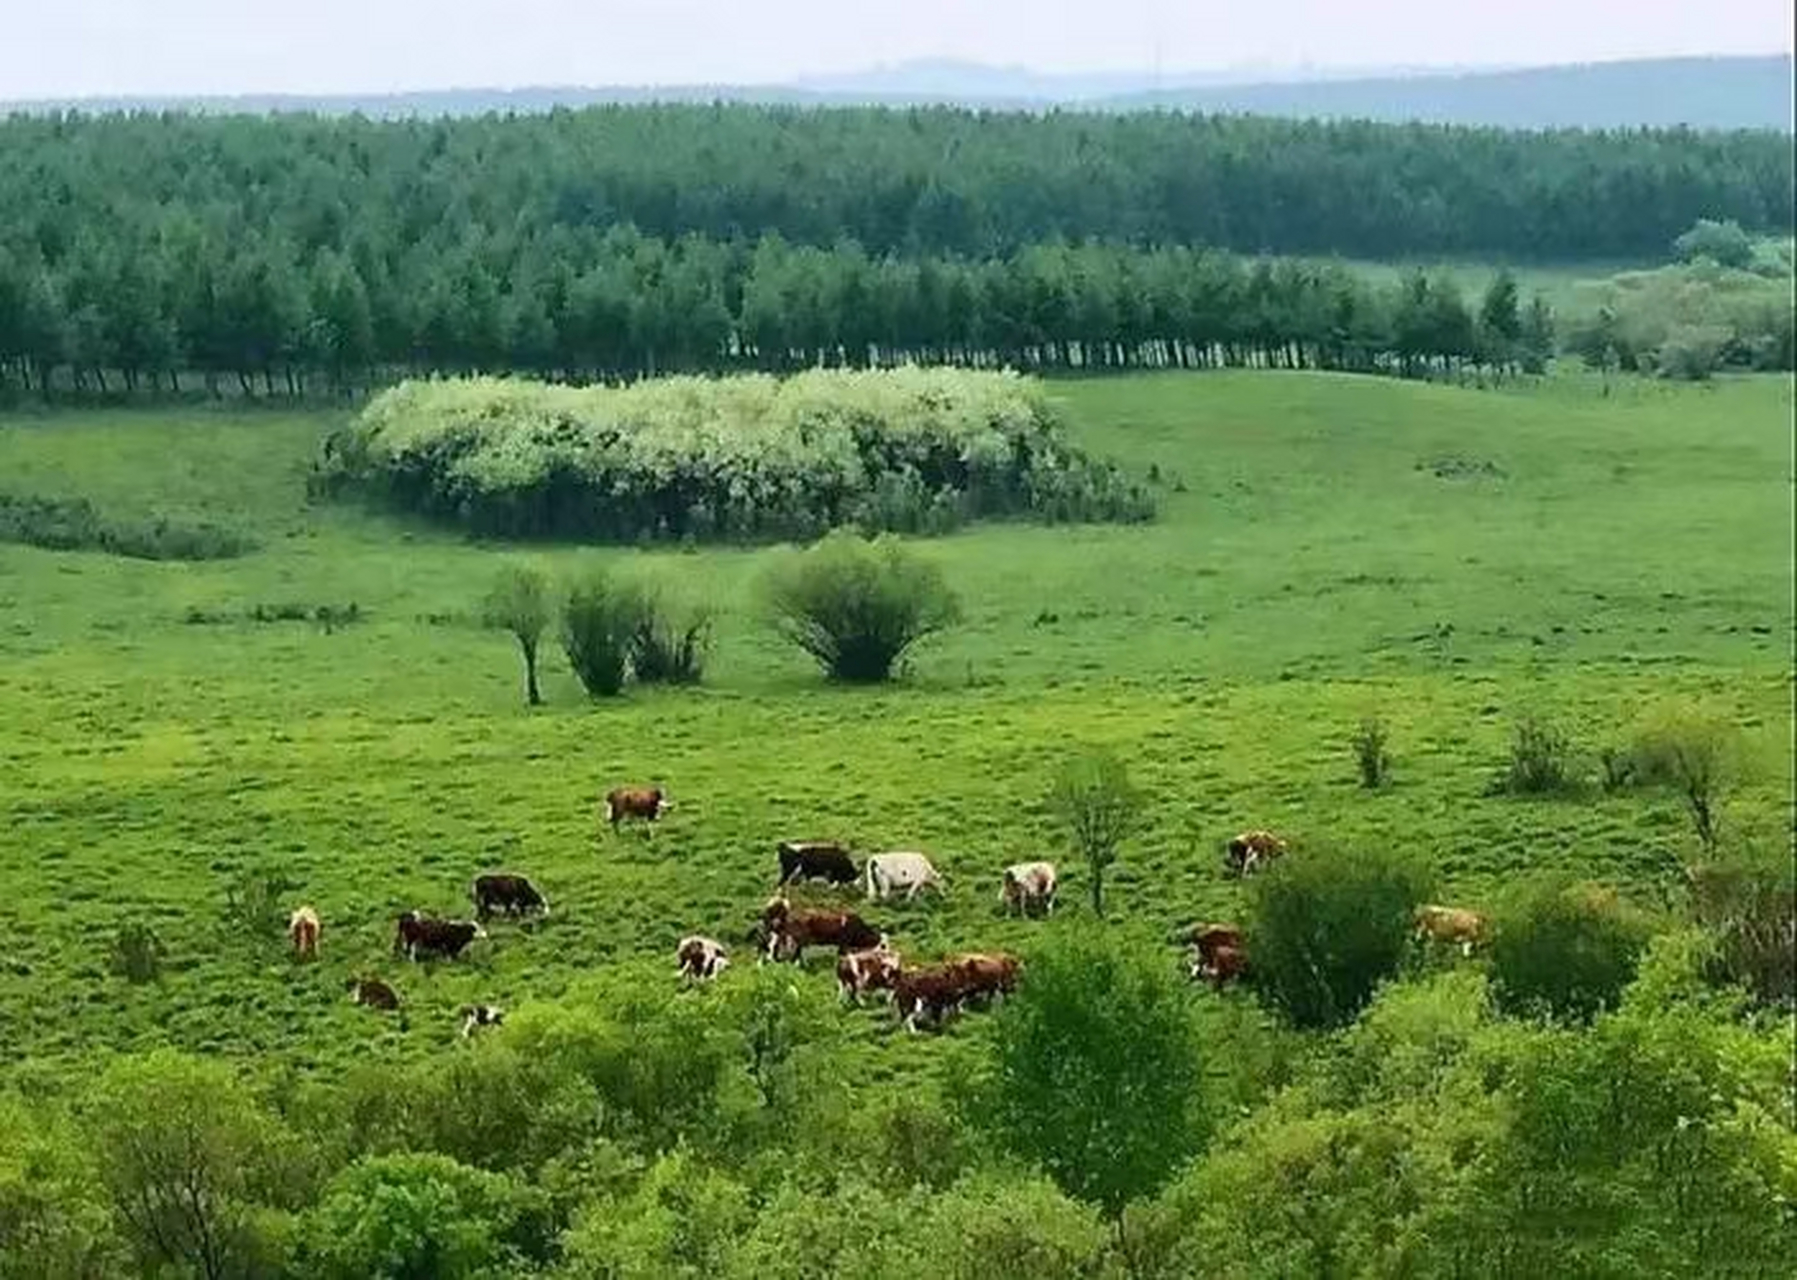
(760, 530), (960, 682)
(1046, 748), (1143, 915)
(0, 491), (254, 561)
(1629, 706), (1740, 851)
(1489, 877), (1654, 1022)
(1352, 717), (1392, 789)
(482, 563), (553, 706)
(1655, 324), (1731, 381)
(628, 593), (712, 686)
(1245, 843), (1435, 1030)
(1688, 835), (1795, 1007)
(317, 369), (1155, 545)
(109, 923), (164, 984)
(0, 1098), (127, 1279)
(1673, 218), (1756, 269)
(961, 930), (1210, 1220)
(1495, 714), (1579, 796)
(223, 864), (301, 943)
(560, 569), (645, 698)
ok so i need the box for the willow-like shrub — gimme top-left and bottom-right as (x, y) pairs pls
(317, 368), (1154, 542)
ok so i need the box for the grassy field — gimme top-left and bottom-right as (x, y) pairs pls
(0, 369), (1790, 1094)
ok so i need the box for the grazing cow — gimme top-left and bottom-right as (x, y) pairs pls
(392, 910), (487, 961)
(605, 786), (671, 830)
(947, 950), (1022, 1006)
(1186, 923), (1247, 987)
(346, 976), (400, 1011)
(676, 935), (731, 982)
(891, 963), (969, 1033)
(837, 943), (903, 1004)
(999, 862), (1057, 917)
(1225, 830), (1288, 877)
(1415, 904), (1490, 957)
(288, 905), (321, 960)
(864, 851), (944, 903)
(459, 1003), (505, 1038)
(777, 840), (859, 888)
(760, 895), (884, 963)
(471, 873), (550, 922)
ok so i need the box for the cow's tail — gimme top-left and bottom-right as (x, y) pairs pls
(864, 859), (879, 900)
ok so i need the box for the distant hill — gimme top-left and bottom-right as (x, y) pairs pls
(3, 54), (1791, 131)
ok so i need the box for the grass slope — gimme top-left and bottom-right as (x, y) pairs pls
(0, 370), (1790, 1091)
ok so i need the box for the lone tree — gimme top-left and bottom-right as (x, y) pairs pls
(482, 564), (553, 706)
(1047, 749), (1142, 916)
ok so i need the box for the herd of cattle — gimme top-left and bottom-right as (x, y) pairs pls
(284, 788), (1493, 1039)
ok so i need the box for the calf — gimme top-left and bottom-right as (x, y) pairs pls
(346, 976), (400, 1011)
(605, 786), (671, 830)
(471, 873), (550, 922)
(288, 905), (321, 961)
(1415, 904), (1489, 957)
(837, 943), (903, 1004)
(760, 895), (884, 963)
(676, 934), (731, 981)
(392, 910), (487, 961)
(459, 1003), (505, 1038)
(777, 840), (859, 888)
(999, 862), (1057, 917)
(1225, 830), (1288, 877)
(864, 851), (944, 903)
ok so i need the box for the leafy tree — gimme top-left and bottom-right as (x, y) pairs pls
(1488, 876), (1655, 1022)
(1046, 749), (1142, 915)
(556, 1150), (750, 1280)
(1477, 268), (1522, 371)
(1673, 217), (1757, 268)
(482, 563), (553, 706)
(761, 531), (960, 682)
(1245, 843), (1434, 1030)
(0, 1097), (126, 1279)
(962, 930), (1210, 1221)
(560, 568), (645, 699)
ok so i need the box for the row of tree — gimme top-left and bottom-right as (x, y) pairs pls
(0, 229), (1555, 397)
(1, 106), (1789, 263)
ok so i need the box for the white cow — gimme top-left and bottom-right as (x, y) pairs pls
(676, 935), (731, 982)
(864, 851), (944, 902)
(999, 861), (1057, 916)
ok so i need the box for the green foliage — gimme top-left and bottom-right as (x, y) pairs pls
(108, 921), (164, 984)
(327, 369), (1152, 543)
(761, 530), (960, 682)
(482, 563), (553, 706)
(555, 1149), (750, 1280)
(223, 863), (301, 943)
(1245, 843), (1435, 1030)
(1488, 877), (1655, 1022)
(0, 1097), (125, 1280)
(628, 592), (712, 686)
(1689, 833), (1796, 1007)
(1046, 749), (1143, 915)
(1674, 217), (1757, 269)
(560, 568), (644, 698)
(1351, 716), (1392, 789)
(0, 490), (253, 560)
(1565, 255), (1795, 378)
(302, 1152), (549, 1280)
(962, 930), (1209, 1219)
(1496, 713), (1581, 796)
(1629, 703), (1741, 850)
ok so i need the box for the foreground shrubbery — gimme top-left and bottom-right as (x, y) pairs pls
(0, 491), (255, 560)
(317, 368), (1156, 544)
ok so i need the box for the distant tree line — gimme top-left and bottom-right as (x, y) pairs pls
(0, 226), (1557, 398)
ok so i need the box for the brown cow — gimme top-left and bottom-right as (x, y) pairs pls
(605, 786), (671, 830)
(1186, 923), (1247, 986)
(946, 951), (1022, 1006)
(891, 964), (970, 1033)
(346, 976), (400, 1011)
(288, 905), (321, 961)
(392, 910), (487, 961)
(1415, 904), (1489, 957)
(837, 943), (903, 1004)
(760, 896), (884, 963)
(1195, 944), (1248, 990)
(1225, 830), (1288, 877)
(676, 935), (731, 982)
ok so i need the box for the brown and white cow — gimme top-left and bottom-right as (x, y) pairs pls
(472, 873), (550, 922)
(1187, 923), (1247, 987)
(947, 951), (1022, 1006)
(346, 976), (401, 1011)
(837, 942), (903, 1004)
(459, 1003), (505, 1038)
(777, 840), (860, 888)
(605, 786), (671, 830)
(1414, 904), (1489, 957)
(891, 963), (969, 1033)
(392, 910), (487, 962)
(288, 905), (321, 961)
(676, 935), (731, 982)
(999, 862), (1057, 917)
(760, 895), (884, 963)
(1224, 830), (1288, 877)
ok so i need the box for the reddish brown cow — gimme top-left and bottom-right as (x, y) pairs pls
(891, 964), (969, 1033)
(392, 911), (487, 961)
(1186, 923), (1247, 986)
(946, 951), (1022, 1006)
(288, 905), (321, 961)
(1196, 944), (1248, 990)
(605, 786), (671, 830)
(760, 896), (883, 963)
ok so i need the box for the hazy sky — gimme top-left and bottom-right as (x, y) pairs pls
(4, 1), (1790, 98)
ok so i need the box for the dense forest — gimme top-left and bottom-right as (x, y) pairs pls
(0, 104), (1790, 399)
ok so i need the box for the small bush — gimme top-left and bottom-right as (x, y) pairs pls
(1629, 707), (1740, 851)
(110, 923), (164, 984)
(1489, 876), (1654, 1023)
(1245, 843), (1435, 1030)
(1495, 715), (1580, 796)
(629, 594), (712, 686)
(1655, 324), (1731, 381)
(761, 531), (960, 683)
(561, 569), (646, 698)
(1352, 717), (1392, 789)
(1689, 835), (1795, 1007)
(1672, 217), (1756, 270)
(0, 492), (254, 561)
(223, 865), (300, 942)
(1598, 744), (1638, 792)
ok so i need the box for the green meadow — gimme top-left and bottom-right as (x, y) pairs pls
(0, 369), (1790, 1089)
